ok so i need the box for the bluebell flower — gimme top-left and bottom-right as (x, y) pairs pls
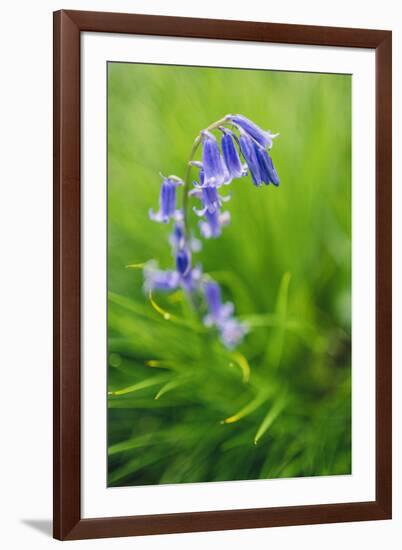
(169, 221), (185, 250)
(199, 209), (230, 239)
(201, 131), (227, 187)
(144, 259), (202, 295)
(143, 261), (180, 292)
(203, 281), (234, 326)
(203, 281), (248, 349)
(180, 264), (203, 293)
(149, 177), (183, 223)
(189, 166), (231, 238)
(190, 160), (231, 189)
(226, 114), (278, 149)
(220, 129), (244, 179)
(169, 221), (201, 252)
(144, 114), (281, 349)
(175, 246), (191, 276)
(190, 183), (231, 216)
(219, 317), (248, 350)
(255, 146), (280, 186)
(238, 132), (263, 186)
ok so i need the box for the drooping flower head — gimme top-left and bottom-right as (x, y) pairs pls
(149, 176), (183, 223)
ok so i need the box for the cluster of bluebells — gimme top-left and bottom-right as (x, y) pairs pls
(144, 114), (280, 349)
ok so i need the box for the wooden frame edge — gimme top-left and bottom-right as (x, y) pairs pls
(53, 9), (81, 540)
(374, 30), (392, 520)
(53, 10), (392, 540)
(59, 500), (389, 540)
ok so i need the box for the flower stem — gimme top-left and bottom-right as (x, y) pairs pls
(182, 136), (201, 233)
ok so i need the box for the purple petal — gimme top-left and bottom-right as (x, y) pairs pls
(227, 114), (276, 149)
(238, 133), (262, 186)
(176, 247), (191, 276)
(201, 132), (226, 187)
(221, 132), (243, 179)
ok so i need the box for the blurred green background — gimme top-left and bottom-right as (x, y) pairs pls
(107, 62), (351, 487)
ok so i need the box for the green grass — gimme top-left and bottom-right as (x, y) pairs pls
(107, 62), (352, 487)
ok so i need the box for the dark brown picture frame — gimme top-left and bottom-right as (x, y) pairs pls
(53, 9), (392, 541)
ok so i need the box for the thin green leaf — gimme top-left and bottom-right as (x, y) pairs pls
(109, 433), (162, 455)
(264, 272), (292, 369)
(254, 394), (287, 445)
(109, 375), (168, 396)
(222, 391), (270, 424)
(154, 378), (187, 400)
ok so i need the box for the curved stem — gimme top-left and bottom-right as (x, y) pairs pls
(182, 135), (201, 233)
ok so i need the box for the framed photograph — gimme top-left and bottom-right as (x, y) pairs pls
(53, 10), (392, 540)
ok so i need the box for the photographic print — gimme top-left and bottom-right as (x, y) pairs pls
(107, 62), (352, 488)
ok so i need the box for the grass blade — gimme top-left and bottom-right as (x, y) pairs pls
(109, 375), (168, 396)
(222, 391), (270, 424)
(229, 351), (251, 383)
(264, 272), (291, 369)
(108, 433), (162, 455)
(254, 394), (287, 445)
(154, 378), (187, 400)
